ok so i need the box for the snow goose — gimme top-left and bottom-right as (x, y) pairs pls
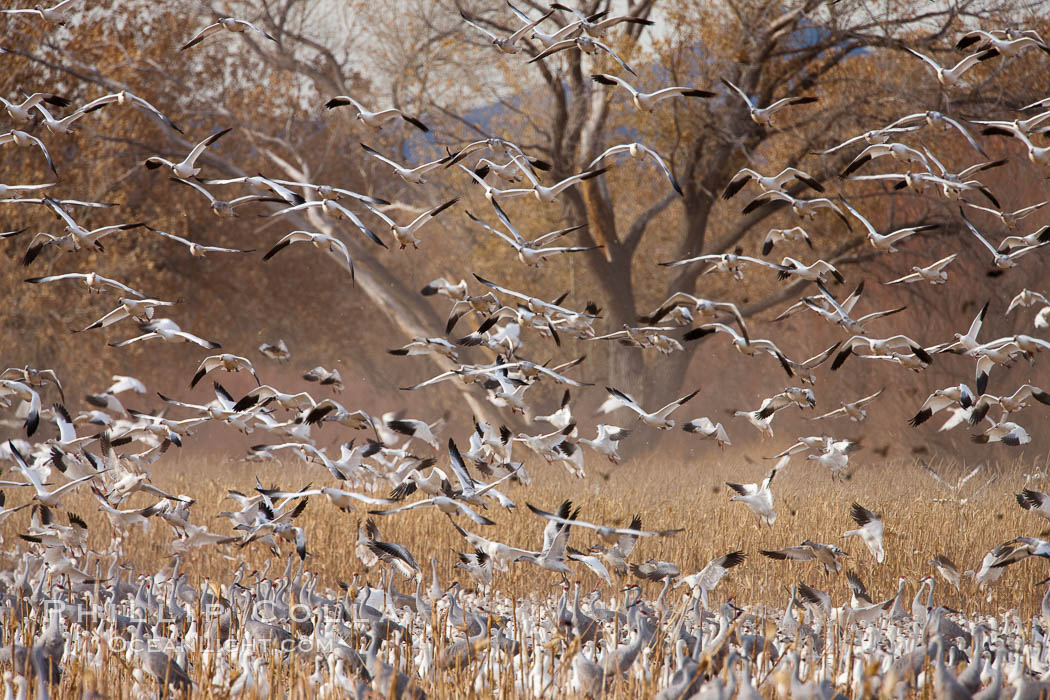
(0, 366), (63, 402)
(144, 127), (231, 179)
(0, 92), (69, 122)
(450, 519), (530, 572)
(578, 424), (631, 463)
(805, 281), (905, 333)
(145, 225), (255, 257)
(0, 381), (41, 435)
(839, 141), (929, 177)
(956, 29), (1050, 57)
(268, 198), (385, 248)
(760, 539), (846, 576)
(806, 438), (861, 478)
(512, 501), (576, 577)
(196, 174), (304, 205)
(42, 196), (146, 251)
(76, 90), (182, 132)
(640, 292), (749, 338)
(262, 231), (355, 279)
(885, 110), (987, 155)
(816, 124), (921, 155)
(550, 3), (654, 37)
(525, 502), (682, 545)
(843, 503), (884, 564)
(77, 297), (177, 333)
(528, 36), (637, 76)
(7, 443), (101, 508)
(232, 385), (314, 413)
(169, 177), (284, 217)
(358, 518), (419, 577)
(996, 225), (1050, 253)
(180, 17), (278, 51)
(927, 555), (961, 590)
(360, 142), (449, 185)
(1008, 288), (1050, 314)
(324, 95), (429, 132)
(658, 251), (781, 280)
(838, 198), (937, 252)
(807, 388), (883, 422)
(587, 142), (682, 195)
(190, 354), (259, 389)
(674, 551), (746, 608)
(981, 122), (1050, 166)
(720, 78), (817, 126)
(590, 73), (713, 111)
(0, 0), (79, 23)
(0, 130), (57, 175)
(904, 47), (998, 86)
(30, 99), (107, 135)
(971, 419), (1031, 446)
(602, 386), (698, 429)
(499, 154), (608, 204)
(684, 322), (794, 376)
(368, 491), (497, 527)
(23, 272), (144, 297)
(472, 155), (551, 184)
(420, 276), (468, 300)
(741, 191), (853, 232)
(535, 389), (572, 430)
(586, 325), (683, 354)
(784, 342), (840, 384)
(721, 167), (823, 201)
(257, 339), (290, 362)
(363, 198), (457, 249)
(756, 388), (816, 418)
(682, 417), (730, 449)
(968, 384), (1050, 424)
(268, 178), (387, 206)
(917, 148), (1004, 207)
(962, 208), (1050, 271)
(1016, 488), (1050, 522)
(883, 253), (958, 285)
(458, 8), (553, 54)
(302, 366), (343, 392)
(109, 318), (220, 350)
(388, 336), (459, 362)
(831, 334), (932, 371)
(725, 463), (780, 527)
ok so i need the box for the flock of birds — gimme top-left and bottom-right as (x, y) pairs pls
(3, 1), (1050, 698)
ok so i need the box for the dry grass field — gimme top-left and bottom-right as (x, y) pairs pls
(3, 446), (1047, 698)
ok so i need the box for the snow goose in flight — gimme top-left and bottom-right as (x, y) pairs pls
(602, 386), (698, 429)
(0, 381), (41, 435)
(385, 418), (439, 450)
(41, 196), (146, 251)
(303, 366), (343, 392)
(30, 99), (108, 135)
(682, 417), (730, 449)
(726, 462), (781, 527)
(995, 225), (1050, 254)
(268, 178), (388, 206)
(0, 130), (57, 175)
(785, 342), (840, 384)
(472, 155), (552, 184)
(969, 384), (1050, 425)
(837, 199), (937, 253)
(144, 127), (231, 179)
(0, 366), (63, 403)
(368, 493), (496, 528)
(1017, 488), (1050, 522)
(720, 78), (817, 126)
(169, 177), (283, 218)
(956, 29), (1050, 58)
(839, 141), (929, 177)
(587, 141), (682, 195)
(760, 539), (846, 576)
(362, 198), (458, 249)
(550, 3), (654, 37)
(77, 297), (177, 333)
(145, 225), (254, 257)
(267, 198), (385, 248)
(816, 124), (921, 155)
(742, 191), (853, 232)
(808, 388), (883, 422)
(196, 174), (304, 205)
(756, 387), (816, 418)
(972, 419), (1030, 446)
(883, 253), (958, 285)
(590, 73), (713, 112)
(843, 503), (884, 564)
(0, 92), (69, 123)
(986, 537), (1050, 571)
(675, 551), (746, 608)
(388, 336), (459, 362)
(324, 94), (429, 132)
(0, 0), (79, 24)
(535, 390), (572, 430)
(831, 334), (932, 371)
(528, 36), (637, 75)
(805, 281), (906, 333)
(964, 199), (1050, 232)
(360, 142), (449, 185)
(458, 8), (553, 54)
(190, 354), (259, 389)
(23, 272), (144, 297)
(262, 231), (355, 279)
(7, 443), (101, 509)
(586, 325), (682, 354)
(904, 47), (997, 87)
(640, 292), (749, 339)
(731, 406), (775, 438)
(359, 518), (419, 577)
(578, 424), (630, 463)
(109, 318), (220, 350)
(499, 154), (608, 204)
(75, 90), (182, 132)
(258, 339), (290, 362)
(917, 148), (1004, 207)
(980, 122), (1050, 166)
(658, 251), (781, 280)
(721, 167), (823, 201)
(885, 110), (987, 155)
(180, 17), (278, 51)
(1008, 289), (1050, 314)
(0, 182), (54, 197)
(960, 208), (1049, 271)
(683, 323), (794, 376)
(526, 502), (682, 544)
